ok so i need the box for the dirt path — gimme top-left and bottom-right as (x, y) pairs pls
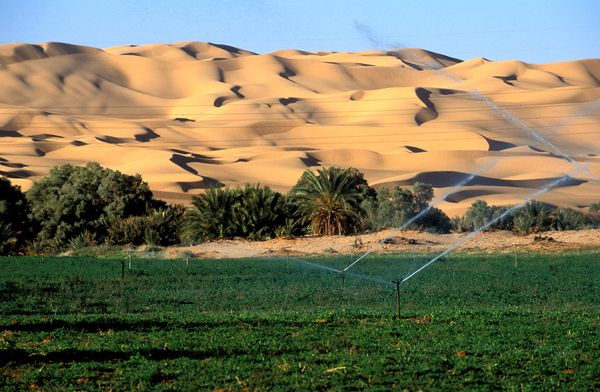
(162, 229), (600, 259)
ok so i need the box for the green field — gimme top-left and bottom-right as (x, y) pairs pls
(1, 252), (599, 390)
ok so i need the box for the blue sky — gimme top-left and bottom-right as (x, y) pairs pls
(1, 0), (598, 63)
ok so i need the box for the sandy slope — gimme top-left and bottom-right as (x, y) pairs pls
(0, 41), (599, 215)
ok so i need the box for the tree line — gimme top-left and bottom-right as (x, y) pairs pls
(1, 162), (598, 255)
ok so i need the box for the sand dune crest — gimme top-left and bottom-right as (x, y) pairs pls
(0, 41), (598, 214)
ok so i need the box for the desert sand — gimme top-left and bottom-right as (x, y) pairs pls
(0, 41), (599, 216)
(165, 229), (600, 260)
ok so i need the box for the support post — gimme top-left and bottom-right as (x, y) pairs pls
(392, 280), (401, 320)
(121, 260), (125, 279)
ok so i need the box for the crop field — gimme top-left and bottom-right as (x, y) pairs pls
(1, 252), (599, 390)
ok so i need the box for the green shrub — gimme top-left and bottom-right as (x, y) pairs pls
(550, 208), (588, 231)
(459, 200), (513, 232)
(182, 185), (297, 243)
(418, 207), (452, 233)
(181, 187), (242, 243)
(68, 231), (97, 250)
(588, 202), (600, 213)
(450, 215), (469, 232)
(26, 162), (161, 247)
(0, 177), (32, 254)
(363, 182), (450, 233)
(107, 205), (185, 246)
(105, 216), (146, 245)
(236, 184), (289, 240)
(143, 205), (185, 246)
(464, 200), (495, 230)
(512, 201), (552, 235)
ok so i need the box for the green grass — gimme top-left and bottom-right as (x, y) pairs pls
(1, 252), (599, 390)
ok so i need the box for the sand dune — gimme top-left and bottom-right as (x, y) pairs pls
(0, 41), (599, 215)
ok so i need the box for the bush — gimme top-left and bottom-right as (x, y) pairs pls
(274, 196), (308, 239)
(588, 202), (600, 213)
(450, 215), (469, 232)
(105, 216), (146, 245)
(363, 182), (450, 233)
(143, 205), (185, 246)
(459, 200), (513, 232)
(68, 231), (97, 251)
(182, 185), (298, 243)
(236, 184), (289, 240)
(181, 187), (241, 243)
(550, 208), (588, 231)
(418, 207), (452, 233)
(512, 201), (552, 235)
(0, 177), (32, 254)
(27, 162), (161, 247)
(107, 205), (185, 246)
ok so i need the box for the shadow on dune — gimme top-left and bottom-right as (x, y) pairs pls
(299, 154), (321, 167)
(134, 127), (160, 142)
(29, 134), (64, 142)
(170, 153), (241, 176)
(494, 74), (517, 86)
(95, 135), (129, 144)
(392, 171), (586, 189)
(0, 160), (27, 169)
(480, 135), (516, 151)
(414, 88), (438, 125)
(405, 145), (427, 153)
(0, 129), (22, 137)
(177, 178), (225, 192)
(445, 189), (501, 203)
(0, 169), (34, 179)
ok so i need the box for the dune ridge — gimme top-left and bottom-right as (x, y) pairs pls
(0, 41), (599, 215)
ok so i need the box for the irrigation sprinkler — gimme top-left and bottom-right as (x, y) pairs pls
(342, 158), (497, 273)
(286, 249), (290, 274)
(392, 280), (402, 320)
(400, 170), (580, 285)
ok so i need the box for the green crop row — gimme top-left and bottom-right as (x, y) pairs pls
(1, 253), (599, 390)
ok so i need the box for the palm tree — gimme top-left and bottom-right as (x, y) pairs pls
(290, 167), (369, 236)
(181, 187), (241, 242)
(237, 184), (286, 240)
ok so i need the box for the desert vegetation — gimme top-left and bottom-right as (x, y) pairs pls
(1, 163), (598, 255)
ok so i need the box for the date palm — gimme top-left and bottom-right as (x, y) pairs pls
(182, 187), (241, 242)
(290, 167), (368, 236)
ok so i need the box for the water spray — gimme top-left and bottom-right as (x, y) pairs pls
(341, 43), (599, 276)
(342, 157), (498, 272)
(400, 169), (581, 285)
(281, 254), (393, 288)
